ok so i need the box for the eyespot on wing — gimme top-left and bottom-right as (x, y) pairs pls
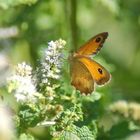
(76, 32), (108, 56)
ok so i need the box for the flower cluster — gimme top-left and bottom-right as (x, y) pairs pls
(36, 39), (66, 97)
(109, 100), (140, 122)
(6, 38), (97, 140)
(8, 62), (39, 103)
(8, 39), (66, 103)
(40, 39), (66, 85)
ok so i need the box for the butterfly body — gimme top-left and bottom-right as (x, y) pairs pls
(69, 32), (111, 95)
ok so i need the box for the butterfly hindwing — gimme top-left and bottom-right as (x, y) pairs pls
(76, 32), (108, 56)
(70, 57), (94, 94)
(77, 56), (111, 85)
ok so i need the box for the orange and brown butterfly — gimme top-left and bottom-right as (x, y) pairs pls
(69, 32), (111, 95)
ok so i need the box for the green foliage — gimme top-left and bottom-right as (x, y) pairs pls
(61, 125), (97, 140)
(18, 103), (44, 129)
(0, 0), (37, 9)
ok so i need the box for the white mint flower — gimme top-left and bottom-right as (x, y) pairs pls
(48, 41), (56, 48)
(8, 62), (39, 103)
(109, 100), (140, 122)
(109, 100), (129, 118)
(37, 39), (66, 87)
(16, 62), (32, 76)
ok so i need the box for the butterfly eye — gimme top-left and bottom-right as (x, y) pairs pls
(98, 68), (103, 74)
(95, 37), (101, 43)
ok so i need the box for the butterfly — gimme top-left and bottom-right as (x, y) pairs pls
(69, 32), (111, 95)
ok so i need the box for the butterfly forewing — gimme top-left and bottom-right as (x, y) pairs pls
(76, 32), (108, 56)
(70, 57), (94, 94)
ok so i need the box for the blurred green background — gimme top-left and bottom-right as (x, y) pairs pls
(0, 0), (140, 139)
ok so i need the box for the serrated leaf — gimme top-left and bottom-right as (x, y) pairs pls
(61, 131), (80, 140)
(61, 125), (96, 140)
(73, 126), (95, 140)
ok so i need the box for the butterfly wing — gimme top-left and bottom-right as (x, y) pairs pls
(70, 57), (94, 94)
(77, 56), (111, 85)
(76, 32), (108, 56)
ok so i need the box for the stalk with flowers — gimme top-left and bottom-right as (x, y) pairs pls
(7, 39), (97, 139)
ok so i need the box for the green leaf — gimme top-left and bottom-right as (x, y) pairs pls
(81, 92), (102, 102)
(19, 133), (35, 140)
(61, 131), (80, 140)
(61, 125), (96, 140)
(129, 121), (140, 131)
(18, 104), (44, 128)
(73, 126), (96, 140)
(109, 121), (132, 140)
